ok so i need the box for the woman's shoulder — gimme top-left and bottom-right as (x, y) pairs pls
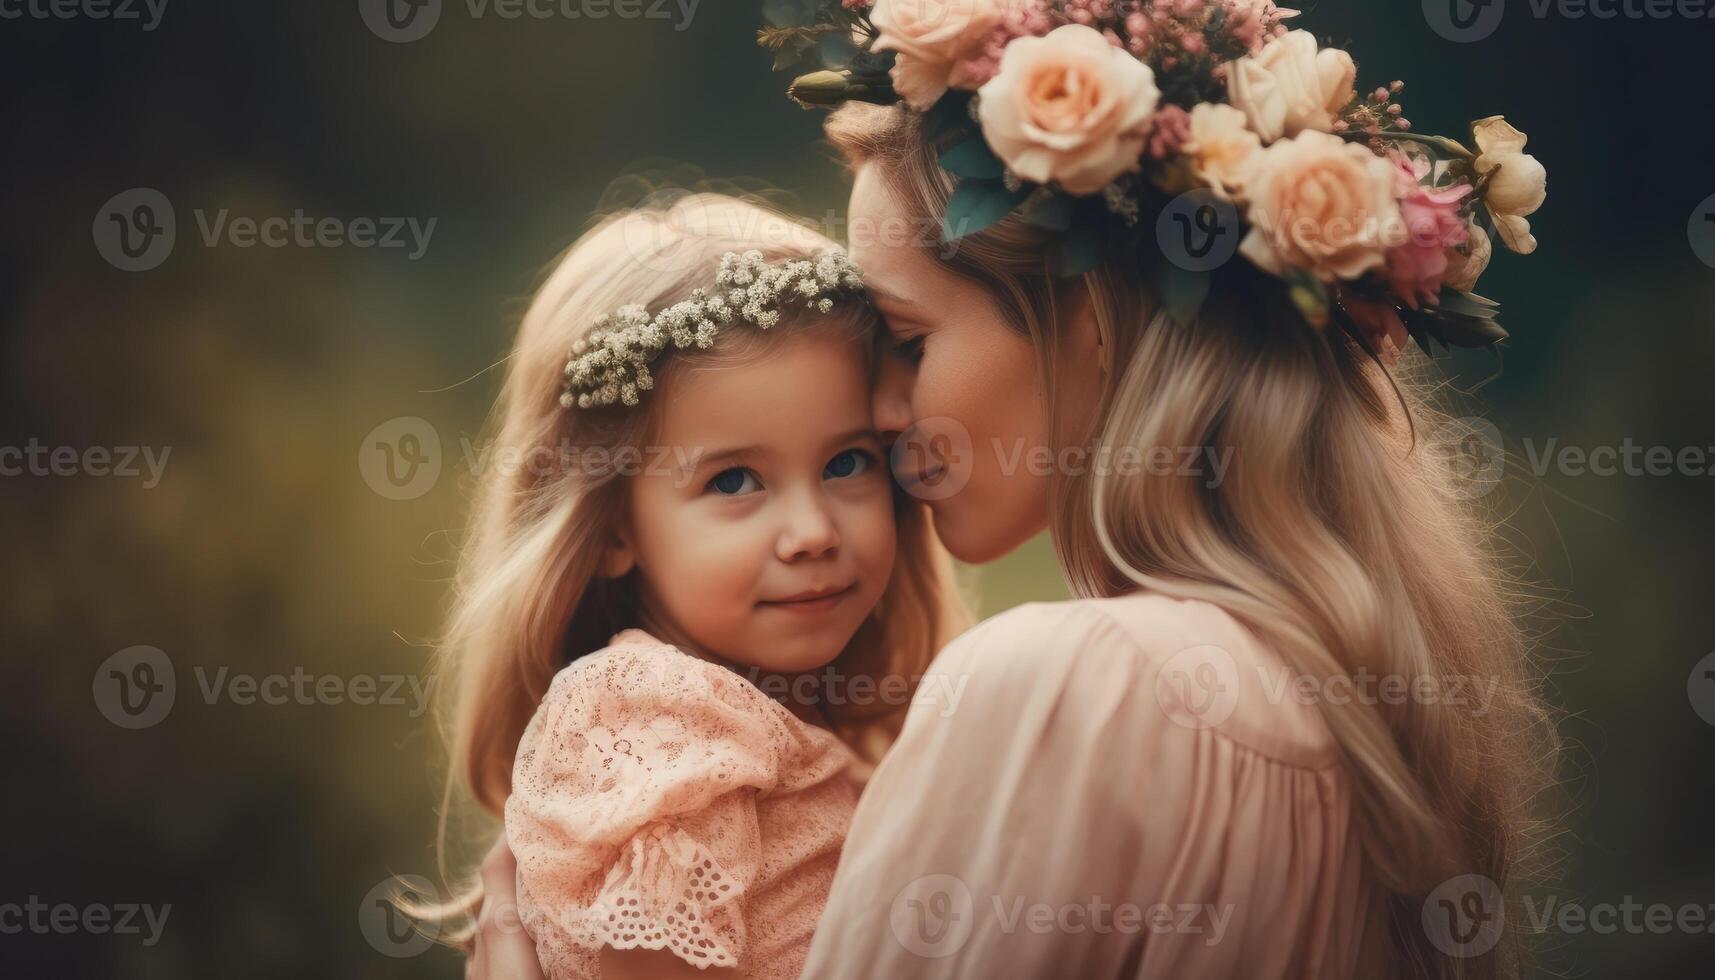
(926, 593), (1340, 770)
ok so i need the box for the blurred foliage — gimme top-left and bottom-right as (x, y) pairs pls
(1, 2), (1712, 978)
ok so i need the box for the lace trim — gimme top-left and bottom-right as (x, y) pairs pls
(534, 821), (746, 971)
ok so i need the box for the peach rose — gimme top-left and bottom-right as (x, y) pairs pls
(976, 24), (1160, 195)
(1227, 30), (1356, 143)
(1239, 129), (1402, 282)
(1183, 102), (1263, 202)
(871, 0), (1009, 110)
(1471, 116), (1546, 255)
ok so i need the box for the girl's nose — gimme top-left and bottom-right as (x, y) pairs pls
(777, 492), (841, 562)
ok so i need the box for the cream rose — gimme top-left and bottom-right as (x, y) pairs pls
(1239, 129), (1402, 282)
(975, 24), (1160, 195)
(1443, 218), (1492, 292)
(1471, 116), (1546, 255)
(871, 0), (1008, 110)
(1183, 103), (1263, 202)
(1227, 30), (1357, 144)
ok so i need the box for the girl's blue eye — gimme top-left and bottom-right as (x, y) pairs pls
(708, 468), (760, 496)
(825, 449), (875, 480)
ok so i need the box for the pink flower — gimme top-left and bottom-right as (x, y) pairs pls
(976, 23), (1161, 194)
(1146, 104), (1192, 160)
(871, 0), (1012, 110)
(1383, 152), (1471, 307)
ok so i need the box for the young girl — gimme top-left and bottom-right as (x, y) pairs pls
(422, 193), (971, 979)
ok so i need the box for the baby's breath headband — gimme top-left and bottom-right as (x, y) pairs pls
(561, 248), (866, 409)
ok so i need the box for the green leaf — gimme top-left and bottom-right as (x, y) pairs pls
(938, 138), (1005, 180)
(1021, 191), (1076, 232)
(1434, 288), (1501, 318)
(763, 0), (819, 28)
(818, 32), (858, 71)
(942, 178), (1027, 241)
(1053, 224), (1104, 277)
(922, 92), (977, 144)
(1154, 264), (1211, 326)
(1430, 311), (1510, 348)
(1283, 270), (1330, 329)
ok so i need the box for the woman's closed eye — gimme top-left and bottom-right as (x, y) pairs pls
(887, 331), (925, 365)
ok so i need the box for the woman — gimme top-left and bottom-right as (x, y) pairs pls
(466, 5), (1558, 976)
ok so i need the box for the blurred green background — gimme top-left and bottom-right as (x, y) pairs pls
(3, 1), (1713, 977)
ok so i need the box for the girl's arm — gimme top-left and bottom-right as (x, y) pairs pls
(467, 836), (545, 980)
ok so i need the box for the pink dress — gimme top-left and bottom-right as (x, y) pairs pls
(505, 628), (859, 979)
(800, 592), (1388, 978)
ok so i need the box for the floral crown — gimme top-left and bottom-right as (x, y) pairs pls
(561, 248), (866, 409)
(758, 0), (1547, 359)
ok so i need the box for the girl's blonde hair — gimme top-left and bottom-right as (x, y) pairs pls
(828, 103), (1560, 979)
(418, 192), (973, 940)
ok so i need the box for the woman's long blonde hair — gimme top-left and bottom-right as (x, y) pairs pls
(829, 103), (1560, 979)
(418, 192), (972, 940)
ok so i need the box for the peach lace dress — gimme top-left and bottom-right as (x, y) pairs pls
(800, 592), (1390, 979)
(505, 629), (859, 979)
